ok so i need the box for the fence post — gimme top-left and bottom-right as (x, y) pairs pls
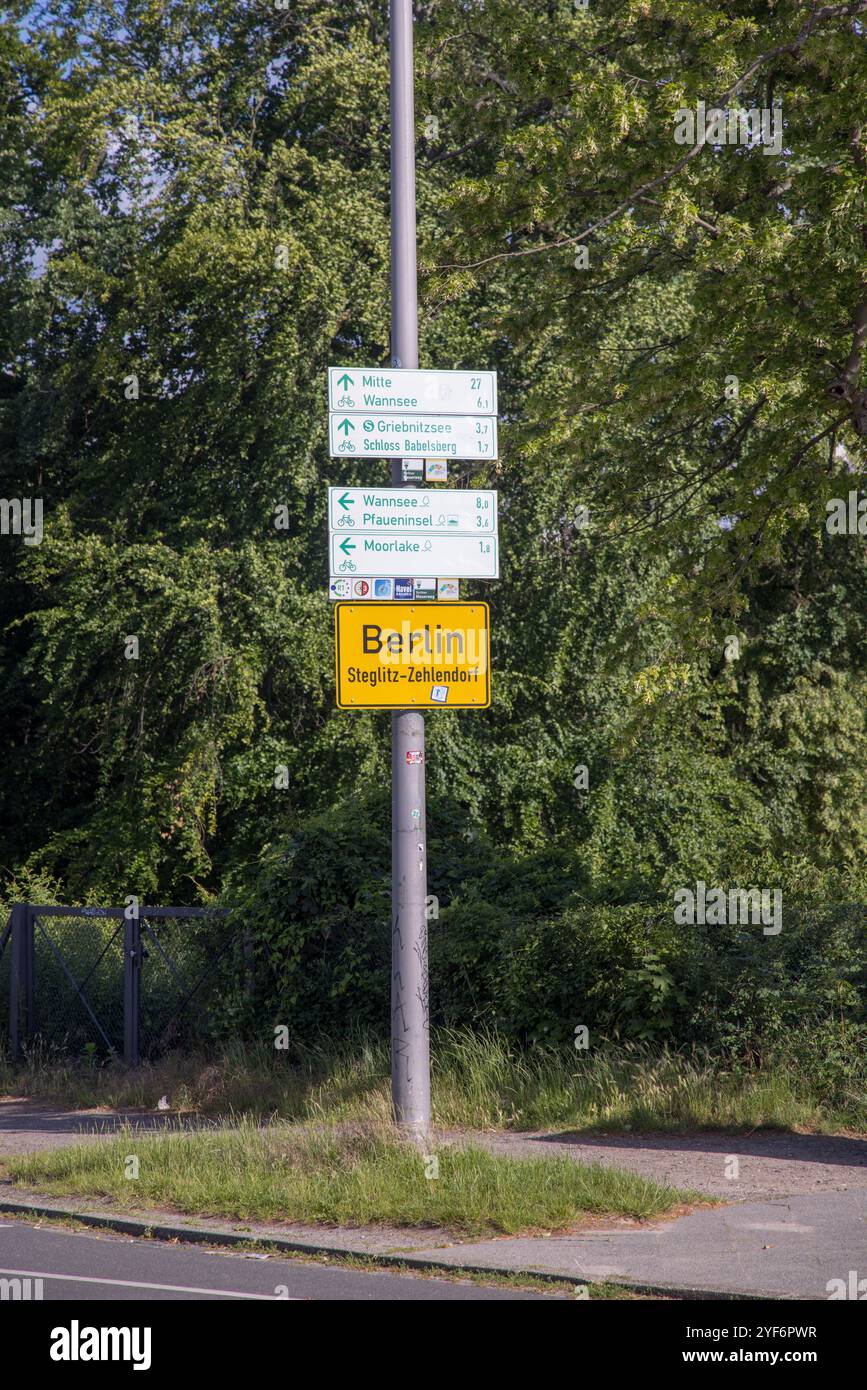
(9, 903), (34, 1059)
(242, 928), (255, 1004)
(124, 912), (141, 1066)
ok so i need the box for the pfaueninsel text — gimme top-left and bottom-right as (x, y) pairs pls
(328, 487), (497, 534)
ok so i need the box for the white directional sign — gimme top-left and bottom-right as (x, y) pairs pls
(329, 368), (497, 416)
(330, 532), (498, 579)
(328, 487), (497, 535)
(329, 412), (497, 460)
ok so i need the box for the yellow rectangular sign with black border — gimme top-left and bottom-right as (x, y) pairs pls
(334, 602), (490, 709)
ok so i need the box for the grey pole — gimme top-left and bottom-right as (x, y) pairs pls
(389, 0), (430, 1139)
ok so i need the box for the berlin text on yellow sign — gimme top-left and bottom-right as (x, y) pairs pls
(334, 602), (490, 709)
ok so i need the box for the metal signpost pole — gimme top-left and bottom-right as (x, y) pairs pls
(389, 0), (430, 1139)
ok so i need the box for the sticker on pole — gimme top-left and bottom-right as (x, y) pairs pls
(334, 602), (490, 709)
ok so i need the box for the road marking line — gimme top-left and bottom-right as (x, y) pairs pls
(0, 1266), (295, 1299)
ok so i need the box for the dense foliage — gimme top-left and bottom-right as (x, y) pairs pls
(1, 2), (865, 1051)
(220, 804), (865, 1064)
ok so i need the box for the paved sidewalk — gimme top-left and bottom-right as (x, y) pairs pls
(449, 1127), (867, 1200)
(0, 1096), (209, 1156)
(423, 1191), (867, 1299)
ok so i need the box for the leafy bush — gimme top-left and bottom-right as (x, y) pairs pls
(225, 802), (867, 1063)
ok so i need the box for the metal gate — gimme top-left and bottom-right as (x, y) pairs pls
(1, 904), (230, 1064)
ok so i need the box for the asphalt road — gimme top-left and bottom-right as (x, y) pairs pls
(0, 1219), (562, 1301)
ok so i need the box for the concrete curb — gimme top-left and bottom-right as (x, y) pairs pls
(0, 1196), (775, 1300)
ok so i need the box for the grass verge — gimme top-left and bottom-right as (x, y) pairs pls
(2, 1119), (702, 1235)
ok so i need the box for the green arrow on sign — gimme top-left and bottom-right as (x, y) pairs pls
(337, 418), (355, 435)
(337, 491), (354, 510)
(339, 538), (356, 555)
(337, 373), (354, 390)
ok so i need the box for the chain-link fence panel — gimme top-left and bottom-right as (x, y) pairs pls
(31, 910), (125, 1057)
(1, 906), (231, 1062)
(138, 910), (233, 1057)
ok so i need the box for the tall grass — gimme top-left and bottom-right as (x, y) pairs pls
(1, 1027), (860, 1132)
(5, 1117), (698, 1233)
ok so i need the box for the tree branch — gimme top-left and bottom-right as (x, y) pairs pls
(433, 2), (867, 275)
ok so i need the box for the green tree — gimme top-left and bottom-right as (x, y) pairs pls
(0, 0), (864, 919)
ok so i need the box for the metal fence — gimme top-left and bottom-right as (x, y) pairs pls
(0, 904), (231, 1064)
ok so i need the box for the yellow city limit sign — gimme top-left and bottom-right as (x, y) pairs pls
(334, 602), (490, 709)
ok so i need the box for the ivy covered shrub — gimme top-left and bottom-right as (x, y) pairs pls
(223, 794), (867, 1060)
